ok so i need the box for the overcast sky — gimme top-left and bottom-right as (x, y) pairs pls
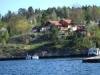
(0, 0), (100, 15)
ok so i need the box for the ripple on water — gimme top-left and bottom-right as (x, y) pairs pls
(0, 59), (100, 75)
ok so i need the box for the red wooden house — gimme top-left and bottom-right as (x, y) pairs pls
(48, 19), (72, 27)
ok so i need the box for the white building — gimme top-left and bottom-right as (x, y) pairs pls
(88, 48), (100, 56)
(70, 26), (77, 32)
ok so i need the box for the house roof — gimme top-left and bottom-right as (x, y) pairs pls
(59, 19), (72, 27)
(48, 19), (72, 27)
(48, 20), (62, 26)
(62, 19), (72, 24)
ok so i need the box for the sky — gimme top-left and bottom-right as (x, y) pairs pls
(0, 0), (100, 15)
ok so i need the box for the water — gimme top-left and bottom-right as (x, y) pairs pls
(0, 59), (100, 75)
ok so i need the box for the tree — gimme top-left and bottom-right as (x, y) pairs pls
(51, 26), (59, 44)
(41, 12), (48, 25)
(56, 7), (62, 18)
(75, 36), (93, 50)
(27, 6), (34, 18)
(50, 10), (57, 20)
(36, 14), (42, 26)
(15, 19), (30, 34)
(82, 6), (91, 24)
(7, 15), (18, 35)
(0, 14), (1, 20)
(18, 8), (27, 17)
(8, 15), (30, 35)
(62, 6), (68, 18)
(89, 6), (100, 21)
(5, 11), (12, 22)
(1, 11), (15, 22)
(0, 21), (3, 28)
(70, 7), (84, 24)
(35, 9), (41, 14)
(0, 27), (9, 45)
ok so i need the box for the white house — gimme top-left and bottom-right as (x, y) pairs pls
(70, 26), (77, 32)
(88, 48), (100, 56)
(40, 26), (50, 32)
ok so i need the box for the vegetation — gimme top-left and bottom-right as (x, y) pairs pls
(0, 5), (100, 57)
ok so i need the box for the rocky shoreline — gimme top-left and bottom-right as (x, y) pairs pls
(0, 54), (89, 61)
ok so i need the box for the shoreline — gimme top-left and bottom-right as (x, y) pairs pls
(0, 55), (89, 61)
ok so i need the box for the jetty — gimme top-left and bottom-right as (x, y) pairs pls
(83, 56), (100, 63)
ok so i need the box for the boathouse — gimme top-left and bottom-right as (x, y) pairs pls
(88, 48), (100, 56)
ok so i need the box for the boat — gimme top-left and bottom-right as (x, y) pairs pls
(26, 53), (39, 60)
(32, 55), (39, 59)
(83, 56), (100, 63)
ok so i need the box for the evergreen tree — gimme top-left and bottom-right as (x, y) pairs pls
(27, 6), (34, 18)
(51, 10), (57, 20)
(18, 8), (27, 17)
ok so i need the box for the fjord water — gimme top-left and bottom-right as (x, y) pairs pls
(0, 59), (100, 75)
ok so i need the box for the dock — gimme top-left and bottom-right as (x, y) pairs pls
(83, 56), (100, 63)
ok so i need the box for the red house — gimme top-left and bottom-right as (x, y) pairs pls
(48, 19), (72, 27)
(59, 19), (72, 27)
(48, 20), (62, 27)
(47, 19), (86, 33)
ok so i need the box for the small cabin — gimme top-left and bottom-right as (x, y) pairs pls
(88, 48), (100, 56)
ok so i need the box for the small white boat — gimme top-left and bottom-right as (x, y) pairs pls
(32, 55), (39, 59)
